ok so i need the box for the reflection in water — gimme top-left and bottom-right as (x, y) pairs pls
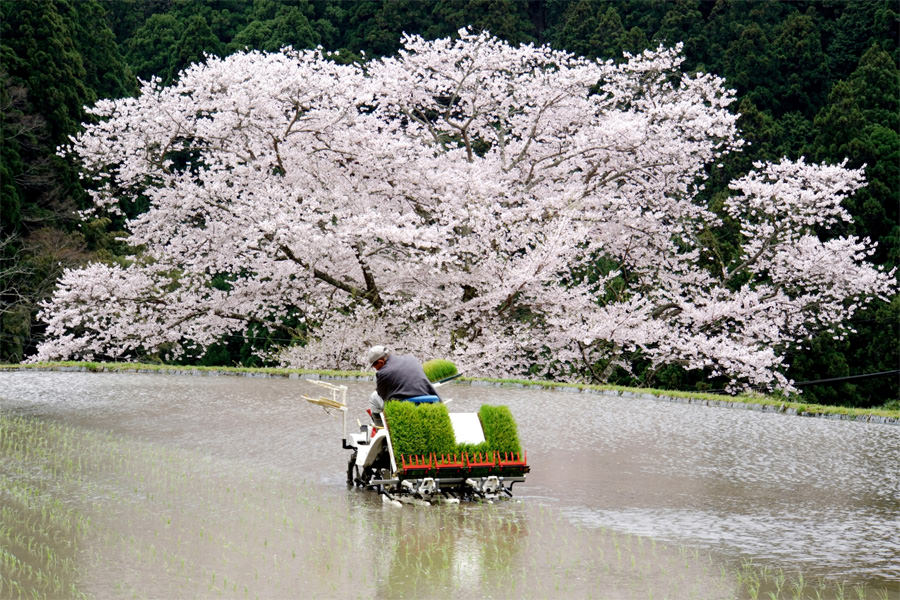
(1, 370), (898, 598)
(0, 411), (730, 598)
(372, 503), (529, 597)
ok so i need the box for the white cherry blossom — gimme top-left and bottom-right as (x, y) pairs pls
(35, 30), (894, 393)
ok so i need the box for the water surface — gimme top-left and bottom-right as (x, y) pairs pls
(1, 370), (897, 598)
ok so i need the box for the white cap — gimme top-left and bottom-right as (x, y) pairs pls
(366, 345), (389, 366)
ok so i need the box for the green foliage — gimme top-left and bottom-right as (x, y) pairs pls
(171, 313), (309, 368)
(125, 13), (183, 82)
(550, 1), (633, 60)
(167, 14), (224, 83)
(814, 45), (900, 264)
(228, 4), (321, 52)
(59, 0), (136, 99)
(478, 405), (522, 455)
(428, 0), (538, 45)
(882, 398), (900, 411)
(0, 306), (29, 363)
(787, 298), (900, 408)
(0, 0), (131, 363)
(0, 0), (92, 142)
(422, 358), (458, 382)
(771, 11), (827, 116)
(0, 73), (25, 237)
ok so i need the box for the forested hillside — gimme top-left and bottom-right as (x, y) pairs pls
(1, 0), (897, 407)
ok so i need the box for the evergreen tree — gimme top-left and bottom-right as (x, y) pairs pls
(314, 0), (351, 49)
(126, 13), (183, 81)
(0, 0), (96, 228)
(771, 10), (828, 116)
(722, 22), (776, 108)
(814, 45), (900, 264)
(167, 14), (225, 82)
(229, 19), (278, 52)
(428, 0), (537, 45)
(344, 0), (411, 55)
(230, 3), (320, 53)
(0, 0), (92, 142)
(551, 1), (628, 60)
(267, 5), (319, 49)
(60, 0), (137, 99)
(104, 0), (175, 43)
(0, 0), (132, 362)
(786, 44), (900, 407)
(825, 0), (899, 80)
(0, 70), (27, 238)
(653, 0), (706, 61)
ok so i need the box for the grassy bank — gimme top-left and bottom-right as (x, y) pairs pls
(2, 361), (898, 423)
(0, 360), (361, 379)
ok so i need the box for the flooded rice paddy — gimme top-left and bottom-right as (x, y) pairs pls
(1, 370), (898, 599)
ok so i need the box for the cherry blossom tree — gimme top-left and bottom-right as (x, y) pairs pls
(34, 30), (894, 392)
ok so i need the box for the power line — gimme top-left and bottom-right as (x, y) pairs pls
(697, 369), (900, 395)
(794, 370), (900, 387)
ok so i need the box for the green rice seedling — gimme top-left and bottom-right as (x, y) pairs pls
(835, 581), (852, 600)
(0, 416), (92, 600)
(422, 359), (458, 382)
(773, 567), (787, 596)
(384, 398), (525, 460)
(478, 405), (522, 454)
(5, 381), (894, 600)
(384, 401), (456, 457)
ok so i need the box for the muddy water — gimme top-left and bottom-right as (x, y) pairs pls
(1, 370), (898, 598)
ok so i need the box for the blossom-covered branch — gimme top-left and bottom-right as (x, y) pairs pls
(34, 30), (895, 392)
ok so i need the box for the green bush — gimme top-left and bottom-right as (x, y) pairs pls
(479, 405), (522, 455)
(422, 358), (458, 382)
(882, 399), (900, 411)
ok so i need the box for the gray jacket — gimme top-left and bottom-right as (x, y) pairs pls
(375, 353), (438, 402)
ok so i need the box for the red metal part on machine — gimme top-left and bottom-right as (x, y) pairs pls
(466, 452), (495, 468)
(497, 451), (527, 467)
(434, 453), (466, 470)
(399, 451), (529, 474)
(400, 454), (432, 472)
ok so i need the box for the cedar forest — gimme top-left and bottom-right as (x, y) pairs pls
(1, 0), (897, 409)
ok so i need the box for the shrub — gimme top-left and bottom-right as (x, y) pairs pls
(422, 359), (458, 382)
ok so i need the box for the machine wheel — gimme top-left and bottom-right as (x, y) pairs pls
(359, 466), (374, 486)
(347, 449), (358, 486)
(355, 446), (389, 489)
(369, 446), (390, 478)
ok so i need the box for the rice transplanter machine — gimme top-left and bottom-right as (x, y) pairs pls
(303, 380), (529, 504)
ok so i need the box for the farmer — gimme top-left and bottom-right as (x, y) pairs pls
(366, 345), (439, 415)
